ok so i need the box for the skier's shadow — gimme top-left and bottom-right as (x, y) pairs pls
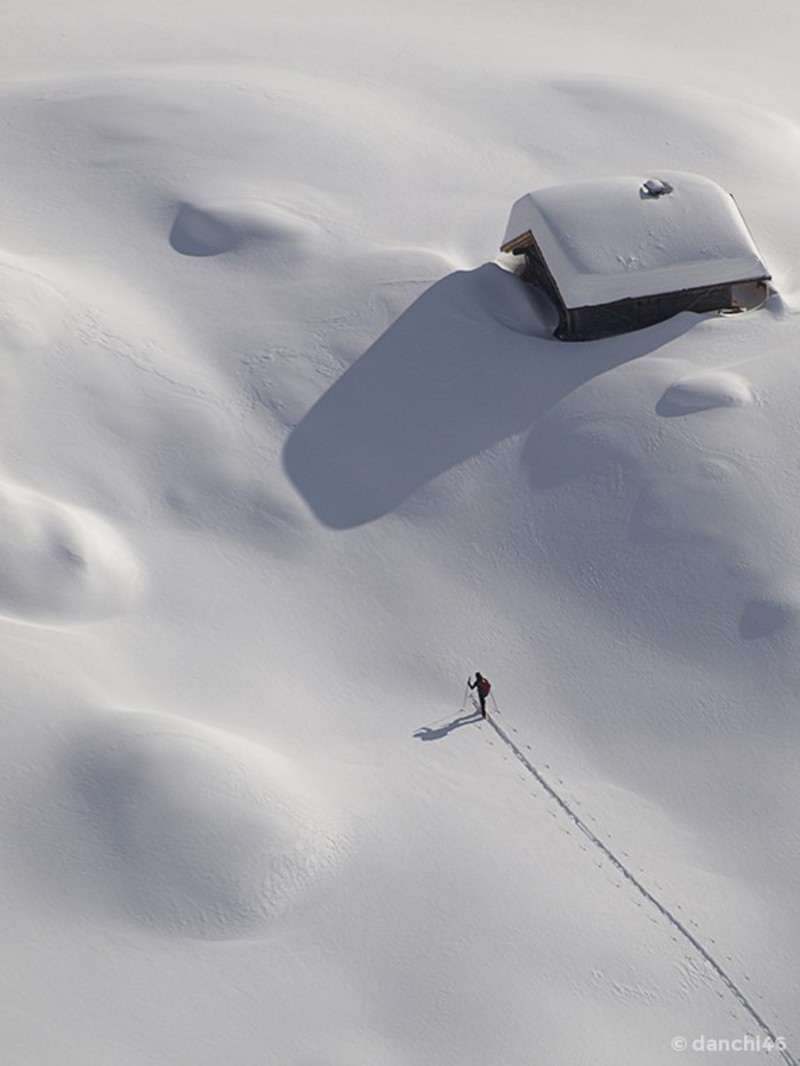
(414, 707), (482, 741)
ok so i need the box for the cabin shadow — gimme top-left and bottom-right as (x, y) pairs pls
(283, 263), (699, 529)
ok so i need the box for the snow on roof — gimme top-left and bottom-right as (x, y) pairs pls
(501, 172), (769, 309)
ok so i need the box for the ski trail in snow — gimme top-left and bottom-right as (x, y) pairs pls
(486, 714), (798, 1066)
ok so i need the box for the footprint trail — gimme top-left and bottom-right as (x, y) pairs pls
(485, 712), (797, 1066)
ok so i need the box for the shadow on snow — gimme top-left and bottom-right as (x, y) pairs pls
(414, 707), (482, 741)
(282, 263), (698, 528)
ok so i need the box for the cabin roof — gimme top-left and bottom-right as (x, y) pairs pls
(501, 172), (769, 309)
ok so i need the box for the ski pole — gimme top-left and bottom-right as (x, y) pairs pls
(462, 679), (470, 711)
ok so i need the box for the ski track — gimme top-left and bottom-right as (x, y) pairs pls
(484, 708), (798, 1066)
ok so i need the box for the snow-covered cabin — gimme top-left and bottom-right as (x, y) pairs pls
(500, 172), (771, 341)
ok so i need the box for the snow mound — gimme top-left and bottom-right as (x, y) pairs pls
(0, 477), (141, 623)
(739, 598), (795, 639)
(480, 263), (560, 336)
(170, 197), (323, 257)
(657, 371), (754, 415)
(169, 202), (238, 256)
(68, 711), (342, 939)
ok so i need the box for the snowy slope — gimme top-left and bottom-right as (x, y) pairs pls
(1, 2), (799, 1064)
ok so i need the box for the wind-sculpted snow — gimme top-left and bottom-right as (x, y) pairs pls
(739, 598), (795, 640)
(65, 711), (343, 939)
(657, 370), (755, 415)
(518, 340), (800, 663)
(0, 26), (800, 1065)
(170, 199), (324, 257)
(0, 477), (141, 624)
(170, 202), (238, 256)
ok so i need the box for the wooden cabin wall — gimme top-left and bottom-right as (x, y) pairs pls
(558, 284), (737, 341)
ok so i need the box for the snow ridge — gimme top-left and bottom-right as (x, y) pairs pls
(486, 713), (798, 1065)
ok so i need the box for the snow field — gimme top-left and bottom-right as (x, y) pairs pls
(0, 4), (800, 1062)
(62, 709), (344, 939)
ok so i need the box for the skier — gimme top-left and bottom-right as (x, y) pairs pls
(469, 672), (491, 718)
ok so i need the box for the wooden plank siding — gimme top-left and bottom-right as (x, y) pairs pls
(519, 247), (766, 341)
